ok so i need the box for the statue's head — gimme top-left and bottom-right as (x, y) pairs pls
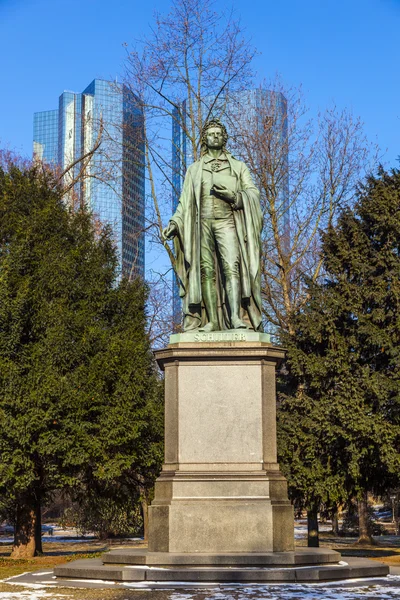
(200, 118), (229, 155)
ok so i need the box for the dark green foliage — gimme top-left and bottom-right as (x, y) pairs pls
(278, 167), (400, 517)
(0, 164), (163, 554)
(61, 498), (143, 539)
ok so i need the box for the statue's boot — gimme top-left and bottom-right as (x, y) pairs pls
(227, 277), (248, 329)
(199, 322), (218, 333)
(199, 279), (219, 332)
(231, 318), (248, 329)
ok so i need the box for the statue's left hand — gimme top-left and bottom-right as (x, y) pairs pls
(212, 184), (236, 203)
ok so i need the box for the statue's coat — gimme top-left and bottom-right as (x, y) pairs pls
(171, 153), (263, 331)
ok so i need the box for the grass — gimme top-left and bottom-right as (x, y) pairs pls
(0, 552), (103, 579)
(0, 582), (169, 599)
(295, 530), (400, 564)
(372, 553), (400, 565)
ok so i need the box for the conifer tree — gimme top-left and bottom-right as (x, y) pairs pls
(278, 167), (400, 544)
(0, 164), (162, 557)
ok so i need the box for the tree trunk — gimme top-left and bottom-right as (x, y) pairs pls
(358, 492), (373, 544)
(331, 505), (340, 536)
(98, 530), (110, 541)
(141, 497), (149, 542)
(11, 503), (37, 558)
(34, 501), (43, 555)
(307, 504), (319, 547)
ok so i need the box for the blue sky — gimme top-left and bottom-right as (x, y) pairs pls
(1, 0), (399, 164)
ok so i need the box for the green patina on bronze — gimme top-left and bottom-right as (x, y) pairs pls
(163, 119), (263, 333)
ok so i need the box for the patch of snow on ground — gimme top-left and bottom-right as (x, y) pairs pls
(66, 579), (116, 585)
(3, 575), (47, 588)
(0, 526), (142, 545)
(199, 577), (400, 599)
(0, 592), (69, 599)
(117, 576), (400, 599)
(294, 520), (333, 540)
(0, 538), (93, 545)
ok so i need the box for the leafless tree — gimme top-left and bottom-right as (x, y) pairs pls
(228, 80), (380, 335)
(122, 2), (379, 342)
(34, 110), (142, 282)
(57, 117), (104, 205)
(122, 0), (256, 340)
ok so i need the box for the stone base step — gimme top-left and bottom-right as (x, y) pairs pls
(54, 556), (389, 583)
(54, 559), (128, 581)
(102, 547), (340, 566)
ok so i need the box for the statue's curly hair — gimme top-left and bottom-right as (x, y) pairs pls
(200, 118), (229, 156)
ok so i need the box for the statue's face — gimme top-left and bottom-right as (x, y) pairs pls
(205, 126), (224, 150)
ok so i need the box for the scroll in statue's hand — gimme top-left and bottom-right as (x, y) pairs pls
(162, 221), (178, 240)
(211, 184), (236, 204)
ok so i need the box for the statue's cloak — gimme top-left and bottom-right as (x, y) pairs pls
(171, 153), (263, 331)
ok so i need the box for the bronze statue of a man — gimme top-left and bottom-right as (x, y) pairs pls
(163, 119), (263, 333)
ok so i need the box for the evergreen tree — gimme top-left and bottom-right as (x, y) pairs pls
(0, 164), (163, 557)
(278, 167), (400, 544)
(66, 277), (164, 541)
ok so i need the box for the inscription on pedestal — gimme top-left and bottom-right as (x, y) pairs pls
(194, 331), (246, 342)
(169, 330), (271, 344)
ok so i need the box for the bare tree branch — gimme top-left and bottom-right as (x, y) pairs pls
(229, 79), (380, 335)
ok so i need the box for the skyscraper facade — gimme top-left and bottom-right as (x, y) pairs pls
(33, 79), (145, 279)
(171, 89), (288, 326)
(33, 109), (59, 163)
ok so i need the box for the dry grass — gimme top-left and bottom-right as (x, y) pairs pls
(372, 553), (400, 565)
(0, 582), (170, 599)
(296, 531), (400, 562)
(0, 553), (104, 579)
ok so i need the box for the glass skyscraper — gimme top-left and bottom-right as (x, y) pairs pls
(171, 89), (289, 326)
(33, 109), (59, 163)
(33, 79), (145, 279)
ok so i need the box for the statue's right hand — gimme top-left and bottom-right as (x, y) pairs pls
(162, 221), (178, 240)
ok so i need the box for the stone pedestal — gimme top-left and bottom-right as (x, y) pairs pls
(53, 332), (390, 585)
(148, 333), (294, 554)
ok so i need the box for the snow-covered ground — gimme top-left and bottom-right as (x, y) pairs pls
(162, 577), (400, 599)
(0, 521), (316, 544)
(294, 520), (333, 539)
(160, 578), (400, 599)
(0, 525), (144, 545)
(0, 592), (67, 600)
(3, 578), (400, 599)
